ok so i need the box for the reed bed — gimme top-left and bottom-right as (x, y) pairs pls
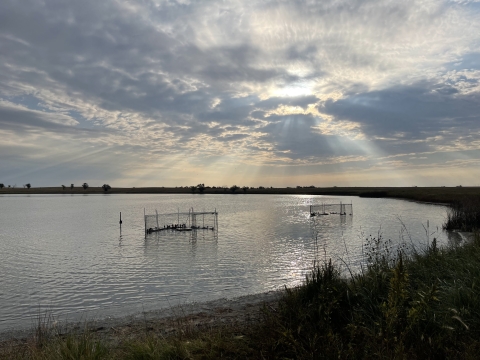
(443, 196), (480, 231)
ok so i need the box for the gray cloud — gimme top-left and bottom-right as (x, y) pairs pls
(322, 81), (480, 141)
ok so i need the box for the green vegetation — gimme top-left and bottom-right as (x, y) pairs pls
(258, 234), (480, 359)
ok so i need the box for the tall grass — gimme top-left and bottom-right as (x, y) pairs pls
(443, 196), (480, 231)
(257, 234), (480, 359)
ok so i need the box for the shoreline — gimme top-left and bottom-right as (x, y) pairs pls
(0, 290), (282, 345)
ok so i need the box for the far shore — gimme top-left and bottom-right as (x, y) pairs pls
(1, 186), (479, 204)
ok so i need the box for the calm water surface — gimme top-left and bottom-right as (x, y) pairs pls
(0, 194), (457, 331)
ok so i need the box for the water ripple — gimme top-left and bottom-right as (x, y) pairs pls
(0, 194), (449, 331)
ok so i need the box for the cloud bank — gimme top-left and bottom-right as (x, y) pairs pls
(1, 0), (479, 187)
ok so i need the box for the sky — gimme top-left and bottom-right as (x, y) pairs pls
(1, 0), (480, 188)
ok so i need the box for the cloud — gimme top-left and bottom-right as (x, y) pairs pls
(0, 0), (479, 186)
(321, 80), (480, 146)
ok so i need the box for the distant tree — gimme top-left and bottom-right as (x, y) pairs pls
(82, 183), (89, 190)
(8, 185), (11, 188)
(242, 186), (248, 193)
(0, 183), (4, 189)
(190, 185), (196, 193)
(102, 184), (111, 192)
(258, 186), (265, 189)
(71, 184), (74, 190)
(197, 183), (205, 193)
(24, 183), (31, 189)
(62, 185), (66, 190)
(230, 185), (239, 193)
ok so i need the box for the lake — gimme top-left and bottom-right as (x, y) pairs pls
(0, 193), (458, 332)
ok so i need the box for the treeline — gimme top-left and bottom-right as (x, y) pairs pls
(0, 183), (31, 189)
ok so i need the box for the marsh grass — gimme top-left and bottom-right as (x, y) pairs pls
(444, 196), (480, 231)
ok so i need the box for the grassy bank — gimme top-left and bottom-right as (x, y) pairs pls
(2, 233), (480, 359)
(258, 235), (480, 359)
(2, 186), (480, 204)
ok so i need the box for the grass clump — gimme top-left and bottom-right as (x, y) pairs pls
(45, 332), (108, 360)
(120, 331), (254, 360)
